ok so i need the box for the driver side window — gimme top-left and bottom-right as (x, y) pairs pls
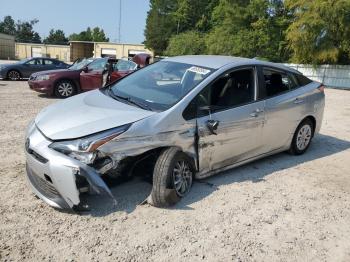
(88, 59), (107, 71)
(183, 68), (256, 120)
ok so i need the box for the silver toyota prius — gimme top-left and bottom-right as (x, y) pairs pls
(25, 55), (325, 210)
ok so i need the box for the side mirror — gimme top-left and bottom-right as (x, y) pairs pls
(82, 66), (89, 73)
(198, 105), (220, 135)
(206, 120), (219, 135)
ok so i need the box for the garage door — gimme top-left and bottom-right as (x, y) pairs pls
(101, 48), (116, 58)
(31, 47), (42, 57)
(128, 50), (146, 58)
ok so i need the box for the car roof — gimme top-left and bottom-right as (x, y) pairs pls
(164, 55), (300, 74)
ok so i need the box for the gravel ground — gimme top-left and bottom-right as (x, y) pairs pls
(0, 80), (349, 262)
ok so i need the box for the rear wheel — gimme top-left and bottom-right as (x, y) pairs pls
(150, 148), (194, 207)
(54, 80), (76, 98)
(7, 70), (21, 80)
(289, 118), (314, 155)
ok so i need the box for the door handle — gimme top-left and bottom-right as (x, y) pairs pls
(294, 98), (304, 104)
(250, 108), (264, 117)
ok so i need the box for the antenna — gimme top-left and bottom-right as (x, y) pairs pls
(118, 0), (122, 43)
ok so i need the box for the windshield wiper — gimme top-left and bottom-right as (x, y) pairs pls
(108, 91), (153, 111)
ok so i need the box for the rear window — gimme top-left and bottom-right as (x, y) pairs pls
(295, 74), (312, 86)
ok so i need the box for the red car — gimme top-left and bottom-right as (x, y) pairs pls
(28, 54), (151, 98)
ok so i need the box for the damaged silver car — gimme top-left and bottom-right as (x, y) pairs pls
(25, 55), (325, 210)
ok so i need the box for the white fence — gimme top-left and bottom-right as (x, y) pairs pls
(285, 64), (350, 89)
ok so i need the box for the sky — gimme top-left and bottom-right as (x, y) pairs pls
(0, 0), (150, 44)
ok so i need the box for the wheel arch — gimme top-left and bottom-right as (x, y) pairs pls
(300, 115), (316, 136)
(103, 146), (197, 178)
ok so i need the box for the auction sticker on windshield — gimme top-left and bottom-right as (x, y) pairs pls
(188, 66), (211, 75)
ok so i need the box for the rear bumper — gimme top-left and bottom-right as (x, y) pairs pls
(28, 80), (54, 95)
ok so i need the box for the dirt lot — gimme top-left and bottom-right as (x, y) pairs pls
(0, 80), (349, 262)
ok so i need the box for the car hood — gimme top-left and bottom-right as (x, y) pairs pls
(35, 90), (156, 140)
(0, 63), (15, 68)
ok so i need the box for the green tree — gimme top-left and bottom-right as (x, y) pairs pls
(69, 27), (92, 41)
(15, 19), (41, 43)
(206, 0), (291, 62)
(0, 16), (41, 43)
(173, 0), (218, 33)
(144, 0), (218, 55)
(165, 31), (206, 56)
(0, 16), (16, 35)
(144, 0), (178, 55)
(43, 29), (68, 44)
(69, 27), (109, 42)
(286, 0), (350, 64)
(91, 27), (109, 42)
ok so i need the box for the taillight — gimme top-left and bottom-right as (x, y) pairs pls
(318, 84), (325, 93)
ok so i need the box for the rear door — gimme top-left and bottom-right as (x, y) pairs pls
(194, 67), (266, 174)
(43, 59), (56, 70)
(80, 59), (107, 91)
(259, 67), (308, 152)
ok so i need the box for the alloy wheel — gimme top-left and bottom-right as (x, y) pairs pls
(296, 124), (312, 151)
(8, 71), (20, 80)
(57, 82), (73, 97)
(173, 160), (193, 197)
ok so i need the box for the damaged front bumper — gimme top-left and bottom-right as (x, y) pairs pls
(25, 125), (116, 210)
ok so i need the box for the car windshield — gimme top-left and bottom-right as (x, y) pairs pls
(18, 58), (31, 64)
(109, 61), (214, 111)
(69, 58), (94, 70)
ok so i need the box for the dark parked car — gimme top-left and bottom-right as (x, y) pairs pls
(0, 57), (69, 80)
(28, 54), (151, 98)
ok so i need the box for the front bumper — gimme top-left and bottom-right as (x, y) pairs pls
(25, 124), (116, 209)
(28, 79), (54, 95)
(0, 70), (5, 79)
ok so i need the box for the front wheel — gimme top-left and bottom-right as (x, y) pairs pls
(289, 118), (314, 155)
(150, 148), (194, 207)
(7, 70), (21, 80)
(54, 80), (77, 98)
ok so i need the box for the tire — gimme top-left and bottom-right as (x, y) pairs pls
(289, 118), (314, 155)
(7, 70), (21, 80)
(150, 148), (194, 207)
(54, 80), (77, 98)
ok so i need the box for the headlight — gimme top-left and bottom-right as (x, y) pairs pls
(36, 75), (50, 81)
(49, 124), (131, 164)
(25, 119), (36, 137)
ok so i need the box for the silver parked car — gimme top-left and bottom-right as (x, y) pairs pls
(25, 56), (325, 210)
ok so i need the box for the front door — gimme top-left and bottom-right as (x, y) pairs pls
(80, 59), (107, 91)
(109, 60), (138, 83)
(23, 58), (44, 77)
(195, 67), (266, 175)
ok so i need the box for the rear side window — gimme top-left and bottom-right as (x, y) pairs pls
(44, 59), (53, 65)
(295, 74), (312, 86)
(262, 68), (297, 98)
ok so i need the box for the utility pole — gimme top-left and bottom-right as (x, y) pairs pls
(118, 0), (122, 43)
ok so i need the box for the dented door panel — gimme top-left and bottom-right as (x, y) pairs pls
(196, 101), (265, 175)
